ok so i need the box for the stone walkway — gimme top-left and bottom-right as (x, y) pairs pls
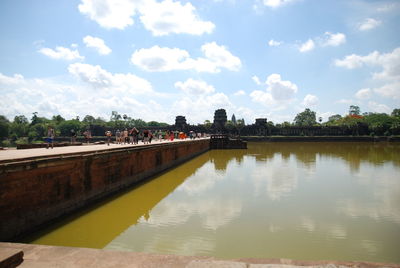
(0, 138), (209, 163)
(2, 242), (398, 268)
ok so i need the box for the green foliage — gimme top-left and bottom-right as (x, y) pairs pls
(1, 139), (12, 147)
(10, 122), (29, 138)
(57, 120), (82, 136)
(28, 130), (38, 140)
(364, 113), (395, 136)
(391, 108), (400, 117)
(52, 115), (65, 124)
(0, 115), (10, 139)
(294, 108), (317, 126)
(15, 137), (29, 144)
(82, 115), (96, 124)
(110, 111), (122, 121)
(349, 105), (361, 115)
(204, 120), (212, 130)
(328, 114), (342, 123)
(131, 119), (147, 127)
(147, 121), (169, 127)
(13, 115), (29, 125)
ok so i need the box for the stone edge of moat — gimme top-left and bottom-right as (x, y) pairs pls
(0, 138), (210, 165)
(0, 242), (399, 268)
(0, 139), (211, 242)
(241, 136), (400, 142)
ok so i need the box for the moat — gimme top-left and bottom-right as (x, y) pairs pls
(28, 142), (400, 264)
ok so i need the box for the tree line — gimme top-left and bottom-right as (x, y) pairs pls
(0, 111), (169, 146)
(277, 106), (400, 136)
(1, 106), (399, 146)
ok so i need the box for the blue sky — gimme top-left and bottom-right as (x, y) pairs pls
(0, 0), (399, 124)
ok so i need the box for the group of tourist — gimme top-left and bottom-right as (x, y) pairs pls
(45, 126), (205, 148)
(104, 129), (205, 146)
(112, 127), (140, 145)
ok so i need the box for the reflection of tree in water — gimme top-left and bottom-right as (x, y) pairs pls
(208, 149), (246, 172)
(247, 142), (400, 172)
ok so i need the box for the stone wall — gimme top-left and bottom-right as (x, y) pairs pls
(0, 140), (209, 241)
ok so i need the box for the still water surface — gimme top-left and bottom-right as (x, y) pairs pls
(30, 142), (400, 263)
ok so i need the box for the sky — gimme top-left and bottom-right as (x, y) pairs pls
(0, 0), (399, 125)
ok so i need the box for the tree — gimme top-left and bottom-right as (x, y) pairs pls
(294, 108), (317, 126)
(349, 105), (361, 116)
(31, 112), (39, 125)
(328, 114), (342, 122)
(132, 119), (147, 127)
(364, 113), (393, 136)
(52, 115), (65, 124)
(110, 111), (122, 121)
(13, 115), (28, 125)
(391, 108), (400, 117)
(57, 120), (82, 136)
(204, 120), (212, 132)
(0, 115), (10, 139)
(82, 115), (96, 124)
(10, 115), (29, 138)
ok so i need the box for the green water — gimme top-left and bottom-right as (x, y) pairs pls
(30, 142), (400, 263)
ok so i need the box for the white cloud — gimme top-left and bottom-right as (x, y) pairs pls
(68, 63), (153, 94)
(377, 3), (399, 12)
(131, 46), (190, 72)
(334, 53), (373, 69)
(39, 46), (84, 61)
(0, 73), (25, 84)
(83, 35), (112, 55)
(78, 0), (138, 30)
(298, 32), (345, 53)
(335, 49), (399, 77)
(302, 94), (319, 107)
(171, 92), (232, 124)
(250, 74), (298, 109)
(335, 47), (400, 99)
(78, 0), (215, 36)
(299, 39), (315, 53)
(355, 88), (372, 100)
(266, 74), (298, 100)
(320, 32), (346, 47)
(368, 101), (391, 114)
(0, 71), (170, 123)
(174, 78), (215, 95)
(268, 39), (282, 47)
(131, 42), (241, 73)
(234, 90), (246, 96)
(358, 18), (382, 31)
(139, 0), (215, 36)
(373, 82), (400, 99)
(200, 42), (241, 71)
(262, 0), (297, 8)
(252, 75), (262, 85)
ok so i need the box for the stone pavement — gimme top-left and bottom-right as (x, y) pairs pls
(1, 243), (398, 268)
(0, 138), (209, 163)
